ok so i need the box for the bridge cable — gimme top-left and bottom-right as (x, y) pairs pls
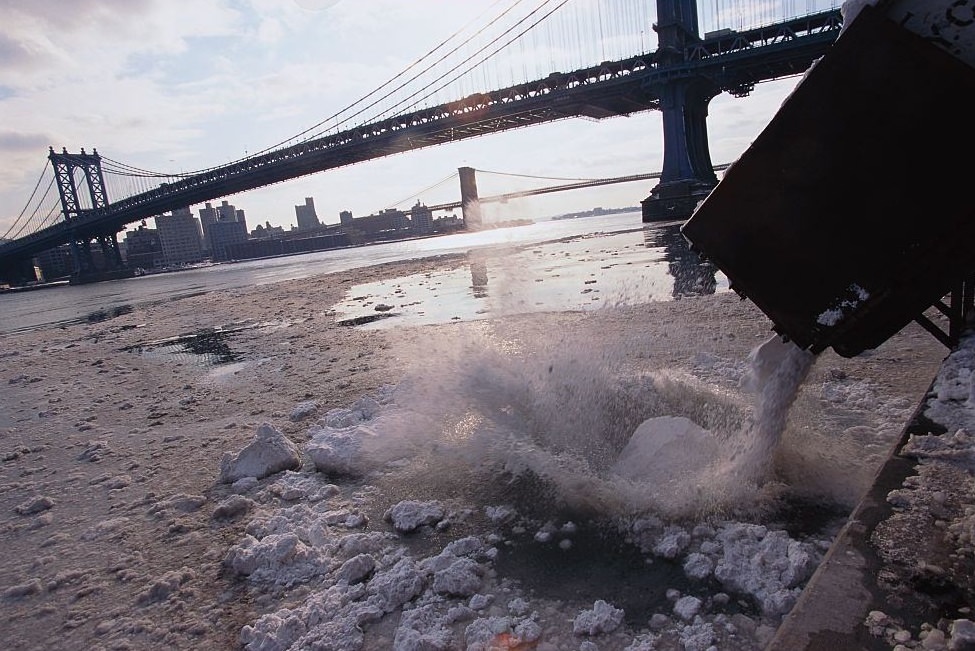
(382, 171), (458, 210)
(284, 0), (564, 148)
(218, 0), (525, 168)
(298, 0), (541, 143)
(100, 158), (183, 178)
(4, 160), (52, 240)
(7, 179), (56, 241)
(91, 0), (520, 180)
(474, 168), (601, 182)
(370, 0), (570, 124)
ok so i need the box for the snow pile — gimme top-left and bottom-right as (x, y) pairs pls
(217, 371), (836, 651)
(219, 423), (301, 483)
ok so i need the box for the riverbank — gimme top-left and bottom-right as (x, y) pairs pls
(0, 250), (952, 650)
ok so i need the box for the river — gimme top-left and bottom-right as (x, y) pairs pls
(0, 212), (727, 336)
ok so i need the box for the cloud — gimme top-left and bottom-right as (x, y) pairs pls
(0, 132), (50, 153)
(292, 0), (341, 10)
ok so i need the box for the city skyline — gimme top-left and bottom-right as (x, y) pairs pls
(1, 0), (809, 237)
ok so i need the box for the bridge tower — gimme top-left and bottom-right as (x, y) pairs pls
(49, 147), (128, 282)
(458, 166), (482, 229)
(642, 0), (720, 222)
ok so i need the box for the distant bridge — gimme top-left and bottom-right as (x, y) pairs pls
(418, 164), (732, 214)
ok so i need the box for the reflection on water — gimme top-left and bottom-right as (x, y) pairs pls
(2, 212), (728, 335)
(123, 326), (242, 366)
(642, 222), (719, 299)
(470, 261), (489, 299)
(332, 219), (728, 329)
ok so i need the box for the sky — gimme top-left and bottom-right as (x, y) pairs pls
(0, 0), (815, 235)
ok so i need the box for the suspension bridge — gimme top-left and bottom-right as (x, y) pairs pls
(398, 164), (732, 215)
(0, 0), (843, 285)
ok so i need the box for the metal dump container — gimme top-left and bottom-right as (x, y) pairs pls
(680, 3), (975, 357)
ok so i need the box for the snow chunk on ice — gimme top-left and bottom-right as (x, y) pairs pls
(384, 500), (446, 533)
(367, 558), (426, 612)
(573, 599), (624, 636)
(712, 523), (818, 616)
(336, 554), (375, 584)
(673, 595), (702, 621)
(611, 416), (719, 487)
(14, 495), (54, 515)
(223, 532), (327, 585)
(431, 557), (483, 596)
(289, 400), (318, 422)
(219, 423), (301, 483)
(305, 425), (369, 476)
(394, 603), (453, 650)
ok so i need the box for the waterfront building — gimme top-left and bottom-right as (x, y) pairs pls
(198, 202), (219, 251)
(351, 208), (409, 235)
(209, 220), (248, 262)
(155, 207), (205, 266)
(252, 221), (286, 239)
(295, 197), (321, 230)
(226, 231), (351, 260)
(411, 201), (433, 233)
(216, 200), (247, 233)
(200, 201), (248, 257)
(34, 244), (73, 281)
(124, 224), (163, 269)
(339, 210), (353, 226)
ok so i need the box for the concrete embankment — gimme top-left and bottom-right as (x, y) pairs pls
(770, 374), (975, 650)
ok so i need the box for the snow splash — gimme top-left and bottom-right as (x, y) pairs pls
(219, 318), (917, 651)
(309, 326), (817, 523)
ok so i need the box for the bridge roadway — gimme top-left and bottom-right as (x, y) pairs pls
(0, 10), (840, 272)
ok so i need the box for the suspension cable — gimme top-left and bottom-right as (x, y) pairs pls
(298, 0), (539, 144)
(474, 168), (600, 182)
(383, 171), (459, 209)
(7, 179), (57, 241)
(92, 0), (520, 179)
(4, 160), (52, 240)
(193, 0), (521, 176)
(100, 156), (186, 178)
(79, 0), (569, 183)
(361, 0), (568, 128)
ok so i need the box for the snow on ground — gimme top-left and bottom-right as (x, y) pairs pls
(0, 252), (954, 651)
(212, 313), (953, 651)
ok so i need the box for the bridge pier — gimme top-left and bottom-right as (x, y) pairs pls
(458, 166), (482, 229)
(642, 0), (720, 222)
(642, 79), (719, 222)
(69, 232), (132, 285)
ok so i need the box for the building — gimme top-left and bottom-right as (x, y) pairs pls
(155, 207), (204, 266)
(200, 200), (248, 257)
(198, 202), (219, 251)
(251, 221), (286, 239)
(339, 210), (353, 226)
(295, 197), (321, 230)
(216, 200), (247, 233)
(34, 244), (73, 281)
(208, 220), (248, 262)
(124, 224), (163, 270)
(411, 201), (433, 233)
(226, 231), (351, 261)
(349, 208), (409, 235)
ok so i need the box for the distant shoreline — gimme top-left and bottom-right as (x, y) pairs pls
(551, 206), (639, 220)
